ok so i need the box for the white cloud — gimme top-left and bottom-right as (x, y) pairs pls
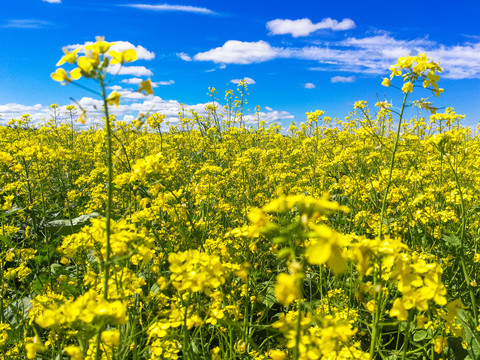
(107, 64), (153, 76)
(121, 77), (144, 85)
(120, 78), (173, 88)
(0, 97), (294, 130)
(112, 41), (155, 60)
(304, 82), (315, 89)
(177, 52), (192, 61)
(0, 97), (209, 127)
(0, 103), (70, 125)
(122, 4), (216, 15)
(194, 40), (278, 64)
(267, 17), (355, 37)
(66, 41), (155, 60)
(2, 19), (52, 28)
(194, 35), (480, 78)
(244, 109), (294, 124)
(331, 76), (356, 83)
(107, 85), (124, 91)
(230, 77), (256, 84)
(42, 0), (61, 3)
(155, 80), (175, 86)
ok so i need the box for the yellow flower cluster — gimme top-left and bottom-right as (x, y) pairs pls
(168, 249), (229, 295)
(34, 289), (127, 328)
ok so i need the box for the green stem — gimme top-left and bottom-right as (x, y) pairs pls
(293, 303), (302, 360)
(100, 79), (113, 301)
(445, 156), (478, 326)
(378, 91), (409, 238)
(401, 309), (414, 360)
(369, 269), (383, 359)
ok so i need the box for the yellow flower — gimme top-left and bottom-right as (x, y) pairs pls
(77, 56), (94, 75)
(85, 36), (115, 54)
(101, 329), (121, 346)
(64, 345), (83, 360)
(26, 338), (45, 359)
(389, 298), (408, 320)
(56, 46), (80, 66)
(51, 68), (71, 83)
(433, 337), (447, 354)
(365, 299), (376, 313)
(269, 349), (287, 360)
(401, 82), (413, 93)
(107, 91), (121, 108)
(109, 49), (137, 65)
(138, 79), (154, 95)
(70, 67), (82, 80)
(381, 78), (391, 87)
(274, 273), (301, 306)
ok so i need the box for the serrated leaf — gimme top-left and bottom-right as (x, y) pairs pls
(45, 212), (100, 236)
(443, 234), (461, 247)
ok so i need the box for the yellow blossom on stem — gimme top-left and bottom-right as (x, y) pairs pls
(402, 82), (413, 93)
(381, 78), (391, 87)
(56, 47), (80, 66)
(51, 68), (71, 83)
(109, 49), (137, 65)
(138, 79), (154, 95)
(107, 91), (121, 108)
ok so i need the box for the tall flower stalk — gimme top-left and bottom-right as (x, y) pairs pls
(52, 37), (154, 360)
(371, 54), (443, 359)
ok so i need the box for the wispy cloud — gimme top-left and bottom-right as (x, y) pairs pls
(107, 64), (153, 76)
(42, 0), (61, 3)
(331, 76), (356, 83)
(155, 80), (175, 86)
(120, 78), (144, 85)
(267, 17), (355, 37)
(177, 52), (192, 61)
(304, 82), (316, 89)
(122, 3), (216, 15)
(2, 19), (52, 29)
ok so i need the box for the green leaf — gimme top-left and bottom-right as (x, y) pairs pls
(413, 329), (429, 342)
(45, 212), (100, 236)
(443, 234), (461, 248)
(262, 284), (276, 309)
(0, 234), (13, 247)
(457, 309), (480, 360)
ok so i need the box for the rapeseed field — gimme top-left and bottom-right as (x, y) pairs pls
(0, 37), (479, 359)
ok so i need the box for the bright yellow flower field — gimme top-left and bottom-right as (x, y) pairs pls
(0, 38), (479, 360)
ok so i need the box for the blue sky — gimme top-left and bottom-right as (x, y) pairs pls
(1, 0), (480, 127)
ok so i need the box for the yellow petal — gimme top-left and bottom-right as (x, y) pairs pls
(305, 239), (331, 265)
(107, 91), (121, 108)
(51, 68), (71, 83)
(122, 49), (137, 63)
(138, 79), (154, 95)
(70, 68), (82, 80)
